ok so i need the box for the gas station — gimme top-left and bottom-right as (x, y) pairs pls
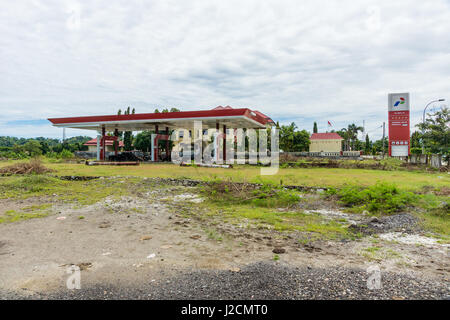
(48, 107), (273, 162)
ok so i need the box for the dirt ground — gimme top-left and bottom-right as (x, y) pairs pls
(0, 184), (448, 299)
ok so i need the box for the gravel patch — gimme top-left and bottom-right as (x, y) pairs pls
(4, 262), (448, 300)
(350, 214), (420, 235)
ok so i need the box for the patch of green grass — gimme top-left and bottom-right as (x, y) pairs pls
(22, 203), (53, 211)
(0, 209), (49, 224)
(0, 174), (133, 205)
(361, 246), (383, 261)
(273, 254), (280, 261)
(129, 207), (145, 214)
(363, 246), (381, 253)
(417, 212), (450, 237)
(200, 203), (353, 241)
(361, 246), (403, 261)
(204, 228), (223, 242)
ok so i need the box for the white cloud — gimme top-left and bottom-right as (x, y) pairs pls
(0, 0), (448, 139)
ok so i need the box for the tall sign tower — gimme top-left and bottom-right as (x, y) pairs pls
(388, 93), (410, 157)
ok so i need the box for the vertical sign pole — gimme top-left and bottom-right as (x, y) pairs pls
(96, 131), (101, 161)
(388, 93), (410, 157)
(382, 122), (385, 158)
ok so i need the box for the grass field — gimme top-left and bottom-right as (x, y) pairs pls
(19, 161), (450, 191)
(0, 159), (448, 238)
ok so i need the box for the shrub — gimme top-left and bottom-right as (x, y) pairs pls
(60, 149), (74, 159)
(0, 151), (28, 159)
(336, 182), (417, 214)
(250, 186), (301, 208)
(45, 151), (60, 159)
(379, 158), (403, 170)
(45, 149), (74, 160)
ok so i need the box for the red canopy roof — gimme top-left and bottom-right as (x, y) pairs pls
(212, 106), (274, 124)
(310, 133), (343, 140)
(48, 107), (271, 131)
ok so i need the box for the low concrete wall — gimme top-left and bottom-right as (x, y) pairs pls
(430, 154), (442, 168)
(281, 151), (361, 159)
(408, 154), (446, 168)
(74, 151), (116, 159)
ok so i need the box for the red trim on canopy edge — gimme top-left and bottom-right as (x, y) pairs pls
(48, 108), (269, 126)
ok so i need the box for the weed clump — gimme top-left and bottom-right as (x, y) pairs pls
(0, 159), (54, 175)
(202, 181), (301, 208)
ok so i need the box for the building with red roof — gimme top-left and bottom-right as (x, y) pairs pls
(309, 132), (343, 152)
(84, 138), (124, 153)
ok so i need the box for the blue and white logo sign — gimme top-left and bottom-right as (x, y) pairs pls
(388, 93), (410, 111)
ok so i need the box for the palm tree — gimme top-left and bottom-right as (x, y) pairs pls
(338, 128), (351, 151)
(338, 124), (363, 151)
(347, 123), (364, 150)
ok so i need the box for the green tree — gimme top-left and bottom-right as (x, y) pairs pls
(134, 131), (153, 152)
(410, 131), (423, 154)
(123, 107), (134, 151)
(12, 144), (26, 154)
(410, 131), (422, 148)
(364, 134), (371, 154)
(313, 122), (318, 133)
(416, 107), (449, 156)
(337, 129), (350, 151)
(23, 140), (42, 156)
(293, 130), (310, 151)
(338, 124), (363, 151)
(39, 141), (50, 154)
(279, 123), (310, 152)
(372, 137), (388, 155)
(279, 123), (296, 152)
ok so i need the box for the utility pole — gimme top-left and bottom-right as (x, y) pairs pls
(382, 122), (385, 158)
(63, 128), (66, 143)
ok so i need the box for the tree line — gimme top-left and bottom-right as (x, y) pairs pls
(0, 136), (91, 159)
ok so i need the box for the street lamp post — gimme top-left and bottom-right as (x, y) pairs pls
(422, 99), (445, 154)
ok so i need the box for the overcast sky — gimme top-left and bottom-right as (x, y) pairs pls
(1, 0), (449, 139)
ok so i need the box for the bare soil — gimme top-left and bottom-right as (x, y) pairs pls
(0, 185), (448, 299)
